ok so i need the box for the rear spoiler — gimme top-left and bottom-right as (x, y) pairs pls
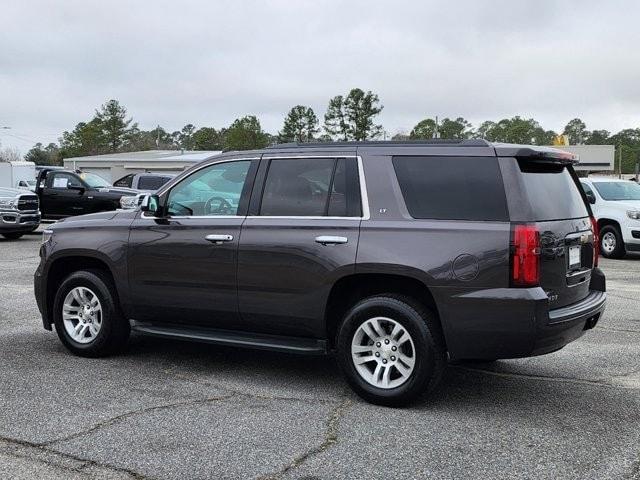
(493, 144), (579, 164)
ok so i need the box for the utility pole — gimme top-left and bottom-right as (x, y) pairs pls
(618, 145), (623, 179)
(433, 116), (439, 139)
(155, 125), (160, 149)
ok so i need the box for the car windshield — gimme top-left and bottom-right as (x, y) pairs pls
(79, 173), (111, 188)
(593, 181), (640, 201)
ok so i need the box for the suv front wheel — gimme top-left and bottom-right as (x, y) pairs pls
(336, 295), (446, 407)
(53, 270), (130, 357)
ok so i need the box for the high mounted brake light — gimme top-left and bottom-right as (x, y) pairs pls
(511, 225), (540, 287)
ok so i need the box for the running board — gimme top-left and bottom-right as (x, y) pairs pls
(129, 320), (327, 355)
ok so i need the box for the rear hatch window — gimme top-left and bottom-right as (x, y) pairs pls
(517, 161), (588, 221)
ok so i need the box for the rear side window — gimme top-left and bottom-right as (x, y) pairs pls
(114, 174), (134, 188)
(260, 157), (361, 217)
(138, 175), (171, 190)
(518, 161), (588, 220)
(392, 156), (509, 221)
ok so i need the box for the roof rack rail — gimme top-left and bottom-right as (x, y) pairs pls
(267, 139), (490, 149)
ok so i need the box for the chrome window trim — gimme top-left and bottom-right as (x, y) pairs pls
(254, 155), (370, 221)
(141, 157), (258, 220)
(140, 155), (370, 221)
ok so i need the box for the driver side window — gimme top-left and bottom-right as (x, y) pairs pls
(166, 161), (250, 217)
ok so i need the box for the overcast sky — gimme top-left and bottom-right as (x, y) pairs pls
(1, 0), (639, 152)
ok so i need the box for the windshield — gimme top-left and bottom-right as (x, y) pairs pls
(79, 173), (111, 188)
(593, 181), (640, 201)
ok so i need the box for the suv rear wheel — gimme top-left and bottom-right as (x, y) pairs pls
(600, 224), (625, 259)
(53, 270), (130, 357)
(336, 295), (446, 407)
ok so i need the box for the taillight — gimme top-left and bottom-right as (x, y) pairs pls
(512, 224), (540, 287)
(590, 216), (599, 267)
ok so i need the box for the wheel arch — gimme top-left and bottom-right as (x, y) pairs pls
(324, 272), (445, 352)
(43, 252), (124, 328)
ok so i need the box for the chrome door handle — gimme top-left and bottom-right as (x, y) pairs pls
(315, 235), (348, 245)
(205, 234), (234, 244)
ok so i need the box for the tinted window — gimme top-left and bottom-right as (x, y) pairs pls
(260, 158), (361, 217)
(138, 175), (171, 191)
(328, 158), (362, 217)
(167, 161), (250, 216)
(518, 161), (588, 220)
(392, 156), (509, 221)
(593, 181), (640, 201)
(114, 174), (134, 188)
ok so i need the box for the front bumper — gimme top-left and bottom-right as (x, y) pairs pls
(0, 210), (41, 233)
(440, 268), (607, 361)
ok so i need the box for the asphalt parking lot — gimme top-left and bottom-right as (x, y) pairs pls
(0, 228), (639, 480)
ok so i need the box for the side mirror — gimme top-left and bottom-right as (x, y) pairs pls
(68, 185), (85, 194)
(141, 194), (161, 216)
(586, 192), (596, 204)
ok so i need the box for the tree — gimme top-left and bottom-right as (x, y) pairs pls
(24, 143), (62, 165)
(324, 88), (383, 140)
(0, 147), (21, 162)
(59, 119), (105, 157)
(586, 129), (610, 145)
(410, 117), (473, 139)
(178, 124), (196, 150)
(94, 99), (134, 152)
(279, 106), (319, 142)
(563, 118), (588, 145)
(439, 117), (473, 139)
(410, 118), (437, 139)
(475, 116), (551, 145)
(223, 116), (270, 151)
(193, 127), (224, 150)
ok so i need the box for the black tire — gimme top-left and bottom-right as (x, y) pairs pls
(336, 294), (446, 407)
(2, 233), (23, 240)
(53, 270), (130, 357)
(600, 224), (625, 259)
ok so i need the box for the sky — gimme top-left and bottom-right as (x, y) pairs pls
(1, 0), (639, 153)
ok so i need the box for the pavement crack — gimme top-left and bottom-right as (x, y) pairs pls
(0, 435), (146, 478)
(455, 366), (640, 390)
(42, 393), (237, 447)
(596, 325), (640, 334)
(259, 395), (352, 479)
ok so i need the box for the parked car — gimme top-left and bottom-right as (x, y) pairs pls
(113, 172), (175, 192)
(0, 187), (40, 239)
(580, 177), (640, 258)
(35, 168), (139, 219)
(34, 140), (606, 406)
(113, 173), (175, 209)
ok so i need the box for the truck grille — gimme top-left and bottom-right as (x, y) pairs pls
(17, 195), (39, 211)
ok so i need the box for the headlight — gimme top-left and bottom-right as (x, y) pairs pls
(627, 210), (640, 220)
(120, 195), (138, 210)
(42, 229), (54, 244)
(0, 197), (16, 210)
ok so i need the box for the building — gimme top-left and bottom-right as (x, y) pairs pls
(62, 150), (222, 183)
(547, 145), (615, 172)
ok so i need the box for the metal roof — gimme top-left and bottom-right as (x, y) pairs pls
(63, 150), (222, 163)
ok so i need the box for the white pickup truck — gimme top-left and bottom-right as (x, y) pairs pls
(580, 177), (640, 258)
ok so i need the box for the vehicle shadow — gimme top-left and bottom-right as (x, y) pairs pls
(116, 334), (608, 412)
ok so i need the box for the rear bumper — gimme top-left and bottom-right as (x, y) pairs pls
(439, 268), (607, 361)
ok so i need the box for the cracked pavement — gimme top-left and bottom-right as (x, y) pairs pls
(1, 229), (639, 479)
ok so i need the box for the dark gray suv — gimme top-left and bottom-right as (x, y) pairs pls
(34, 140), (606, 406)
